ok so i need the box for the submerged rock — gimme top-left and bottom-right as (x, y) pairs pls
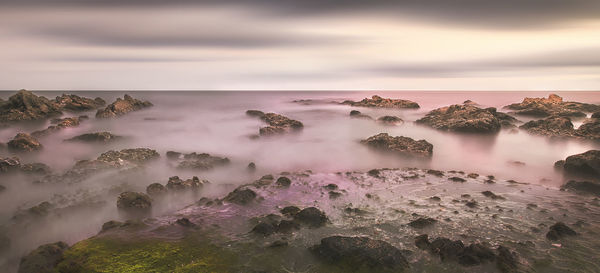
(95, 94), (153, 118)
(416, 104), (517, 133)
(168, 152), (230, 170)
(376, 115), (403, 125)
(66, 132), (121, 143)
(224, 188), (257, 205)
(310, 236), (410, 272)
(249, 112), (304, 136)
(7, 133), (43, 152)
(360, 133), (433, 157)
(0, 90), (62, 122)
(54, 94), (105, 111)
(275, 176), (291, 187)
(505, 94), (599, 117)
(342, 95), (420, 109)
(116, 191), (152, 214)
(31, 116), (82, 138)
(18, 241), (69, 273)
(245, 110), (265, 118)
(546, 222), (576, 241)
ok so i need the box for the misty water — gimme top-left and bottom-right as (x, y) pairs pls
(1, 91), (600, 272)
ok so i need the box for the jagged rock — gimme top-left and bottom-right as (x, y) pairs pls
(557, 150), (600, 179)
(7, 133), (42, 152)
(248, 111), (303, 136)
(95, 94), (153, 118)
(416, 104), (517, 133)
(505, 94), (600, 117)
(146, 183), (168, 196)
(168, 151), (230, 170)
(165, 176), (206, 191)
(53, 94), (105, 111)
(18, 241), (68, 273)
(66, 132), (121, 143)
(97, 148), (159, 164)
(294, 207), (328, 228)
(0, 156), (21, 173)
(224, 188), (257, 205)
(31, 117), (82, 137)
(408, 217), (437, 229)
(310, 236), (410, 272)
(116, 192), (152, 214)
(546, 222), (576, 241)
(377, 115), (403, 125)
(562, 180), (600, 196)
(360, 133), (433, 157)
(342, 95), (420, 109)
(0, 90), (62, 122)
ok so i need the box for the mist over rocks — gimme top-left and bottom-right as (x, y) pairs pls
(166, 151), (230, 170)
(95, 94), (153, 118)
(342, 95), (420, 109)
(17, 241), (68, 273)
(416, 104), (517, 133)
(505, 94), (600, 118)
(246, 110), (304, 136)
(519, 116), (600, 139)
(31, 117), (82, 138)
(555, 150), (600, 180)
(361, 133), (433, 157)
(349, 110), (373, 119)
(116, 191), (152, 216)
(65, 132), (121, 143)
(53, 94), (105, 112)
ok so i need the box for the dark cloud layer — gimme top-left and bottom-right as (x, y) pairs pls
(2, 0), (600, 28)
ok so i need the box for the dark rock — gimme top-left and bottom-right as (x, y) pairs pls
(66, 132), (121, 143)
(269, 240), (288, 248)
(465, 200), (478, 208)
(367, 169), (381, 177)
(175, 217), (196, 227)
(0, 156), (21, 173)
(0, 90), (62, 122)
(54, 94), (105, 111)
(481, 191), (505, 200)
(245, 110), (265, 118)
(95, 94), (153, 118)
(20, 163), (51, 175)
(562, 180), (600, 196)
(253, 174), (274, 186)
(546, 222), (576, 241)
(429, 196), (441, 202)
(165, 151), (182, 159)
(146, 183), (168, 196)
(224, 188), (257, 205)
(277, 219), (300, 233)
(554, 160), (565, 169)
(416, 104), (517, 133)
(247, 162), (256, 171)
(349, 110), (373, 120)
(101, 220), (124, 232)
(310, 236), (410, 272)
(280, 206), (301, 216)
(8, 133), (43, 152)
(328, 191), (342, 199)
(32, 117), (82, 138)
(408, 217), (437, 229)
(505, 94), (599, 117)
(342, 95), (420, 109)
(560, 150), (600, 179)
(165, 176), (205, 191)
(496, 246), (518, 273)
(519, 116), (576, 137)
(18, 241), (68, 273)
(427, 169), (444, 177)
(377, 115), (403, 125)
(294, 207), (328, 228)
(251, 112), (304, 136)
(97, 148), (159, 164)
(448, 177), (466, 182)
(276, 176), (291, 187)
(415, 234), (430, 250)
(116, 192), (152, 214)
(467, 173), (479, 178)
(170, 152), (230, 170)
(458, 243), (496, 266)
(361, 133), (433, 157)
(324, 183), (338, 190)
(252, 222), (277, 236)
(429, 238), (465, 261)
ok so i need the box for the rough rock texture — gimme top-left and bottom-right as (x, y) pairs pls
(7, 133), (43, 152)
(31, 117), (82, 138)
(167, 151), (230, 170)
(116, 191), (152, 213)
(165, 176), (206, 191)
(310, 236), (410, 272)
(66, 132), (121, 143)
(416, 104), (517, 133)
(342, 95), (420, 109)
(0, 156), (21, 173)
(0, 90), (62, 122)
(249, 112), (304, 136)
(505, 94), (600, 117)
(517, 116), (599, 139)
(408, 217), (437, 229)
(360, 133), (433, 157)
(418, 236), (515, 269)
(18, 241), (69, 273)
(294, 207), (328, 228)
(146, 183), (168, 196)
(97, 148), (160, 164)
(557, 150), (600, 179)
(224, 188), (257, 205)
(377, 115), (403, 125)
(546, 222), (576, 241)
(562, 180), (600, 196)
(95, 94), (153, 118)
(54, 94), (105, 111)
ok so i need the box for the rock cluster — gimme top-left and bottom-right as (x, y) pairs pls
(416, 104), (517, 133)
(246, 110), (304, 136)
(31, 116), (83, 138)
(7, 133), (43, 152)
(342, 95), (420, 109)
(251, 206), (328, 237)
(96, 94), (153, 118)
(519, 116), (600, 139)
(360, 133), (433, 157)
(505, 94), (600, 117)
(166, 151), (230, 170)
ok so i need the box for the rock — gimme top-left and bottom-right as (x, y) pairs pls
(224, 188), (257, 205)
(416, 104), (517, 133)
(8, 133), (43, 152)
(310, 236), (410, 272)
(427, 169), (444, 177)
(342, 95), (420, 109)
(18, 241), (69, 273)
(519, 116), (578, 138)
(559, 150), (600, 179)
(269, 240), (288, 248)
(546, 222), (576, 241)
(458, 243), (496, 266)
(247, 162), (256, 172)
(324, 183), (339, 190)
(97, 148), (159, 164)
(465, 200), (478, 208)
(165, 151), (182, 159)
(562, 180), (600, 196)
(276, 176), (291, 187)
(505, 94), (599, 117)
(294, 207), (328, 228)
(165, 176), (206, 191)
(467, 173), (479, 179)
(169, 152), (230, 170)
(245, 110), (265, 118)
(415, 234), (430, 250)
(360, 133), (433, 157)
(251, 222), (277, 236)
(376, 115), (403, 125)
(429, 237), (465, 261)
(408, 217), (437, 229)
(250, 112), (304, 136)
(95, 94), (153, 118)
(53, 94), (105, 111)
(146, 183), (168, 196)
(20, 163), (51, 175)
(175, 218), (196, 227)
(259, 126), (286, 135)
(481, 191), (505, 200)
(496, 246), (518, 273)
(253, 174), (275, 186)
(31, 117), (82, 138)
(0, 185), (5, 192)
(116, 192), (152, 214)
(66, 132), (121, 143)
(0, 90), (62, 122)
(0, 156), (21, 173)
(101, 220), (124, 232)
(367, 169), (381, 177)
(280, 206), (301, 216)
(329, 191), (342, 199)
(448, 177), (466, 182)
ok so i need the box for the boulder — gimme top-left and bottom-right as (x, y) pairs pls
(310, 236), (410, 272)
(53, 94), (105, 111)
(520, 116), (600, 139)
(505, 94), (600, 117)
(223, 188), (257, 205)
(559, 150), (600, 179)
(416, 104), (517, 133)
(481, 191), (505, 200)
(66, 132), (121, 143)
(0, 90), (62, 122)
(280, 206), (301, 216)
(361, 133), (433, 157)
(0, 156), (21, 173)
(294, 207), (328, 228)
(376, 115), (403, 125)
(342, 95), (420, 109)
(18, 241), (69, 273)
(562, 180), (600, 196)
(95, 94), (153, 118)
(276, 176), (291, 187)
(408, 217), (437, 229)
(546, 222), (576, 241)
(116, 192), (152, 214)
(146, 183), (168, 196)
(7, 133), (43, 152)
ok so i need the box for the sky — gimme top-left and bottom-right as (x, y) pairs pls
(0, 0), (599, 90)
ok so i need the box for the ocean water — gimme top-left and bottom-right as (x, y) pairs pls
(0, 90), (599, 272)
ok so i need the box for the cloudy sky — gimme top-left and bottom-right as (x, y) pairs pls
(1, 0), (599, 90)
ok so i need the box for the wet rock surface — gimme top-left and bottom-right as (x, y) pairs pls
(546, 222), (576, 241)
(518, 116), (600, 139)
(562, 180), (600, 196)
(95, 94), (153, 118)
(7, 133), (42, 152)
(65, 132), (121, 143)
(505, 94), (600, 117)
(17, 241), (68, 273)
(342, 95), (420, 109)
(360, 133), (433, 157)
(165, 176), (207, 191)
(166, 151), (230, 170)
(416, 104), (517, 133)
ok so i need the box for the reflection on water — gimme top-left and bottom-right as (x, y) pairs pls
(0, 91), (599, 272)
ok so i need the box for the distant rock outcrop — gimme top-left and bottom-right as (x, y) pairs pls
(416, 104), (517, 133)
(0, 90), (62, 122)
(54, 94), (105, 111)
(96, 94), (153, 118)
(361, 133), (433, 157)
(505, 94), (600, 117)
(520, 116), (600, 139)
(342, 95), (420, 109)
(31, 117), (83, 138)
(246, 111), (304, 136)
